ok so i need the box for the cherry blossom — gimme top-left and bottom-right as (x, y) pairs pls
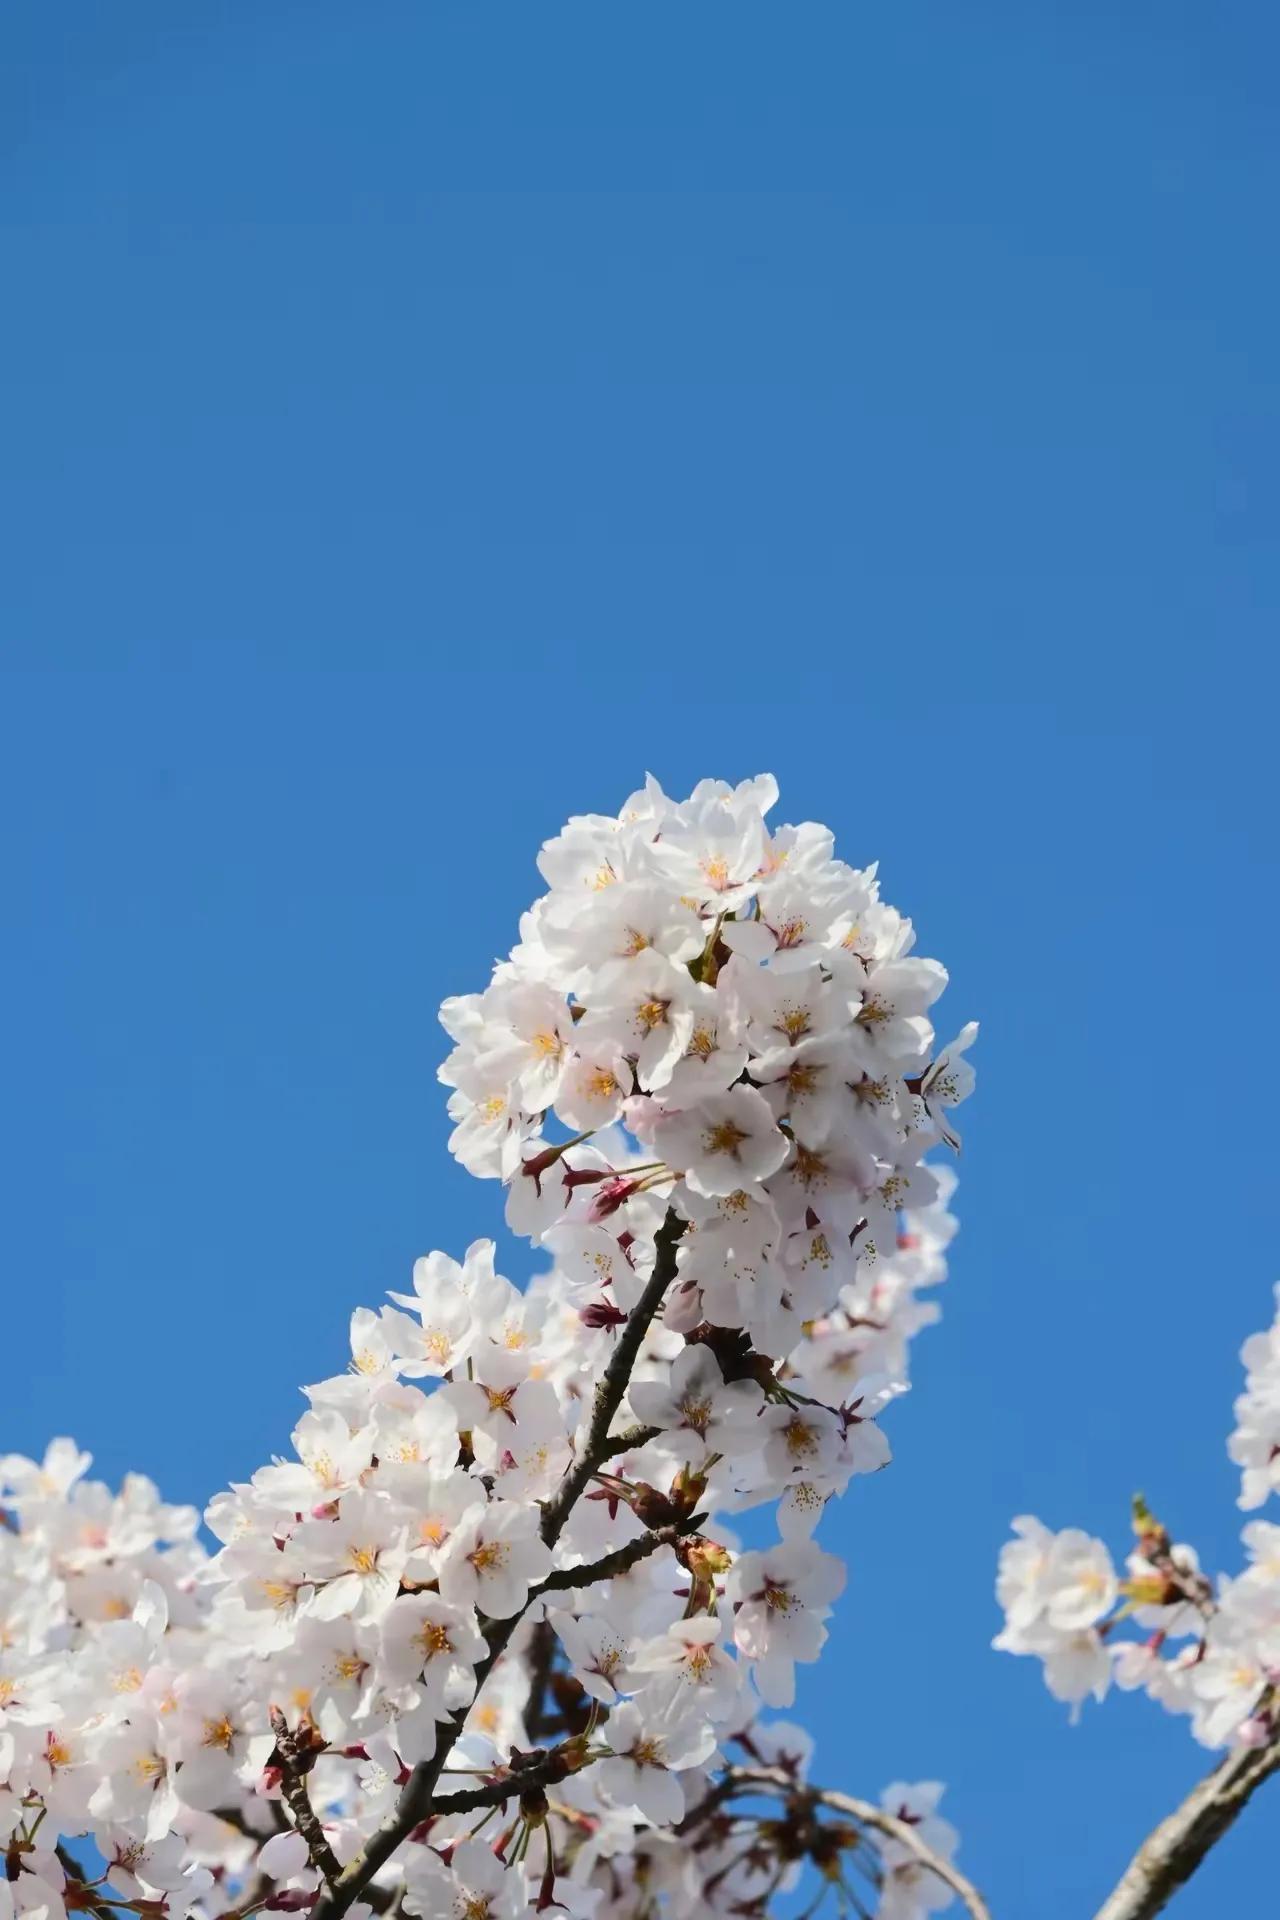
(997, 1290), (1280, 1753)
(1, 775), (983, 1920)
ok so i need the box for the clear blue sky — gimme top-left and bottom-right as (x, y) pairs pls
(3, 7), (1278, 1915)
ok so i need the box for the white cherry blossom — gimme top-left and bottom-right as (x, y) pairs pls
(1, 775), (986, 1920)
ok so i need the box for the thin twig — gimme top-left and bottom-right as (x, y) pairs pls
(1092, 1737), (1280, 1920)
(726, 1768), (992, 1920)
(269, 1707), (344, 1890)
(594, 1422), (661, 1462)
(428, 1749), (589, 1818)
(537, 1518), (697, 1597)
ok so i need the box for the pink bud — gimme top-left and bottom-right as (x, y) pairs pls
(589, 1177), (642, 1222)
(561, 1166), (611, 1192)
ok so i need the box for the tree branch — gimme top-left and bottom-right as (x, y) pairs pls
(1092, 1738), (1280, 1920)
(269, 1707), (344, 1890)
(536, 1518), (697, 1597)
(594, 1421), (661, 1462)
(509, 1520), (700, 1745)
(727, 1767), (993, 1920)
(538, 1210), (686, 1545)
(429, 1747), (592, 1818)
(310, 1207), (687, 1920)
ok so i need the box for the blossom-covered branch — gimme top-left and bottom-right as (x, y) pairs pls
(2, 775), (978, 1920)
(995, 1291), (1280, 1912)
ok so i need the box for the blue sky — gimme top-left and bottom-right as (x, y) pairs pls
(3, 7), (1279, 1915)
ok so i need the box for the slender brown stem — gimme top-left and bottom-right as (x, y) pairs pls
(594, 1421), (661, 1462)
(428, 1747), (594, 1818)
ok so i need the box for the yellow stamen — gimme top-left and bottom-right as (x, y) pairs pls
(704, 1119), (749, 1156)
(469, 1541), (508, 1572)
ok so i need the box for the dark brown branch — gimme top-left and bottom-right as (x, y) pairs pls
(311, 1208), (686, 1920)
(1092, 1737), (1280, 1920)
(269, 1707), (344, 1890)
(428, 1746), (589, 1818)
(536, 1519), (695, 1597)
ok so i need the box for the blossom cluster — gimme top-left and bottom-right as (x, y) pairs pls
(0, 1443), (243, 1918)
(995, 1288), (1280, 1750)
(2, 775), (976, 1920)
(441, 773), (974, 1442)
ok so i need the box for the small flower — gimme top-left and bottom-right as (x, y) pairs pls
(652, 1085), (789, 1199)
